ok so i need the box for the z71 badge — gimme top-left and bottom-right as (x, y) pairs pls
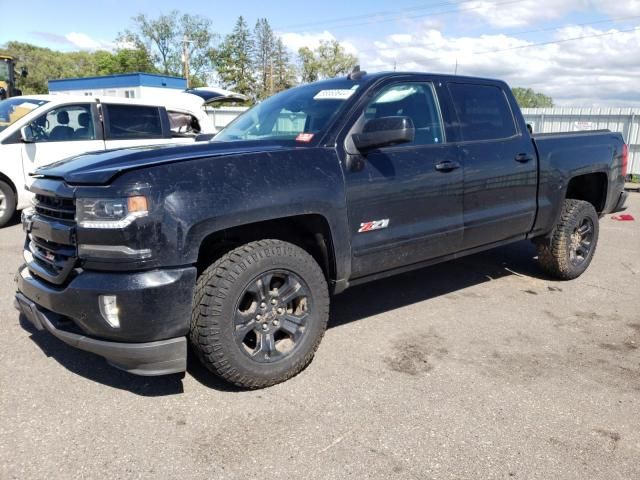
(358, 219), (390, 233)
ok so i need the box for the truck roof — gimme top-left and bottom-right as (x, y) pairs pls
(329, 71), (508, 87)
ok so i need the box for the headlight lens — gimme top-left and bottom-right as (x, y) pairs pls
(76, 195), (149, 229)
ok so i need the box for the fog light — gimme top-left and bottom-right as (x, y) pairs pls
(99, 295), (120, 328)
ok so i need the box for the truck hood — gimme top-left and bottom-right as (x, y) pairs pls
(33, 141), (293, 185)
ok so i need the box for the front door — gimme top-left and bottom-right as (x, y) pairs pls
(343, 81), (464, 279)
(21, 103), (104, 189)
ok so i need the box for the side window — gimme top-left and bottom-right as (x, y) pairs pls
(168, 111), (201, 136)
(104, 104), (163, 140)
(362, 82), (444, 146)
(448, 83), (517, 141)
(28, 104), (95, 143)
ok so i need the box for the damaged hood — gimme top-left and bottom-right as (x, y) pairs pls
(33, 141), (291, 185)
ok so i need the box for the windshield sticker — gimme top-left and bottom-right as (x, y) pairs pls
(313, 89), (357, 101)
(295, 133), (315, 143)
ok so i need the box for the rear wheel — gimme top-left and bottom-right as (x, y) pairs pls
(0, 181), (16, 228)
(190, 239), (329, 388)
(534, 199), (599, 280)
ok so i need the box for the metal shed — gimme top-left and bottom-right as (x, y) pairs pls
(522, 107), (640, 176)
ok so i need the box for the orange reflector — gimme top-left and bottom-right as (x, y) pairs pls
(127, 196), (148, 213)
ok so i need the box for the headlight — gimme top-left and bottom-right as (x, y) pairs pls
(76, 195), (149, 229)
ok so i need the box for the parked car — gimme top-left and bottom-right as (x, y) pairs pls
(0, 93), (218, 226)
(15, 71), (628, 388)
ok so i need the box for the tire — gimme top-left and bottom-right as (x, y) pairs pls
(190, 239), (329, 389)
(0, 181), (16, 228)
(534, 199), (599, 280)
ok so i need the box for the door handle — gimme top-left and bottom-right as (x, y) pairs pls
(434, 160), (461, 172)
(515, 153), (534, 163)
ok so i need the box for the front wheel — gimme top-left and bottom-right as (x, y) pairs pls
(534, 199), (599, 280)
(0, 181), (16, 228)
(190, 239), (329, 389)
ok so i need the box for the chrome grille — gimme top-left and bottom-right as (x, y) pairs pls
(34, 194), (75, 222)
(25, 192), (78, 285)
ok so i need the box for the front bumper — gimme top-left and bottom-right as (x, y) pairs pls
(15, 293), (186, 375)
(15, 264), (197, 376)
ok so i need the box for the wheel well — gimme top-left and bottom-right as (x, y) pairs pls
(565, 173), (607, 212)
(196, 214), (336, 282)
(0, 172), (17, 197)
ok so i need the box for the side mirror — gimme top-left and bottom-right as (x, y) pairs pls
(20, 67), (28, 78)
(352, 116), (415, 153)
(20, 125), (36, 143)
(195, 133), (215, 142)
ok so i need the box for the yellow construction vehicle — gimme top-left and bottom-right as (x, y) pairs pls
(0, 55), (27, 100)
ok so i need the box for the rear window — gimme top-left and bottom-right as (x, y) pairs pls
(104, 104), (163, 139)
(448, 83), (517, 141)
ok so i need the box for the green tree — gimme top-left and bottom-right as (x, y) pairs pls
(298, 46), (319, 83)
(512, 87), (554, 108)
(211, 16), (256, 97)
(253, 18), (276, 99)
(1, 41), (158, 94)
(273, 38), (296, 93)
(93, 47), (156, 76)
(123, 10), (214, 84)
(298, 40), (357, 83)
(1, 42), (85, 94)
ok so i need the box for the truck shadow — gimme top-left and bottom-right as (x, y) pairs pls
(20, 316), (187, 397)
(328, 240), (545, 329)
(21, 240), (549, 395)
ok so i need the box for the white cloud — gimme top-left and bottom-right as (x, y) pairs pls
(360, 24), (640, 106)
(464, 0), (588, 28)
(65, 32), (112, 51)
(279, 30), (358, 55)
(464, 0), (640, 28)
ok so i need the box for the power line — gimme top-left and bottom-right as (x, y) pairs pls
(277, 0), (522, 33)
(473, 25), (640, 54)
(275, 0), (464, 30)
(376, 25), (640, 70)
(275, 0), (465, 30)
(358, 15), (640, 56)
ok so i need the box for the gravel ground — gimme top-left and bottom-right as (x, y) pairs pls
(1, 194), (639, 480)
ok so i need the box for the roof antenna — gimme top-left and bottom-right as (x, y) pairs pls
(348, 65), (366, 80)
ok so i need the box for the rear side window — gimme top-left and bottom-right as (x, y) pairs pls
(448, 83), (517, 141)
(104, 104), (163, 139)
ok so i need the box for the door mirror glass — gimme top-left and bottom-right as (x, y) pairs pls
(20, 125), (36, 143)
(352, 116), (415, 153)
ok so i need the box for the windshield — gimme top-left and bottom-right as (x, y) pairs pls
(0, 61), (9, 82)
(215, 80), (360, 143)
(0, 98), (48, 133)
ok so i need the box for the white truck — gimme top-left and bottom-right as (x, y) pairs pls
(0, 91), (228, 226)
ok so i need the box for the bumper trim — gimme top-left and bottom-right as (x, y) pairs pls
(613, 191), (628, 213)
(15, 293), (187, 376)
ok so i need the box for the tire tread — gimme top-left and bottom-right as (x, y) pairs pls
(190, 239), (329, 389)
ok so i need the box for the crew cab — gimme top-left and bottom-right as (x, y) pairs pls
(14, 71), (628, 388)
(0, 93), (219, 227)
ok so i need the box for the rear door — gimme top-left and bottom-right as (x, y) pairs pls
(447, 82), (537, 249)
(343, 79), (463, 278)
(102, 103), (189, 149)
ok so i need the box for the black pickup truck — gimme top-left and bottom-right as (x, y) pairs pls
(15, 71), (628, 388)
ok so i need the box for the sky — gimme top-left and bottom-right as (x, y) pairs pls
(1, 0), (640, 106)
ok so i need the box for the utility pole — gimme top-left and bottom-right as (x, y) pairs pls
(269, 59), (274, 95)
(182, 35), (190, 88)
(454, 59), (459, 75)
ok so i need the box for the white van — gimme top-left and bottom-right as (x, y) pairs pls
(0, 92), (221, 226)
